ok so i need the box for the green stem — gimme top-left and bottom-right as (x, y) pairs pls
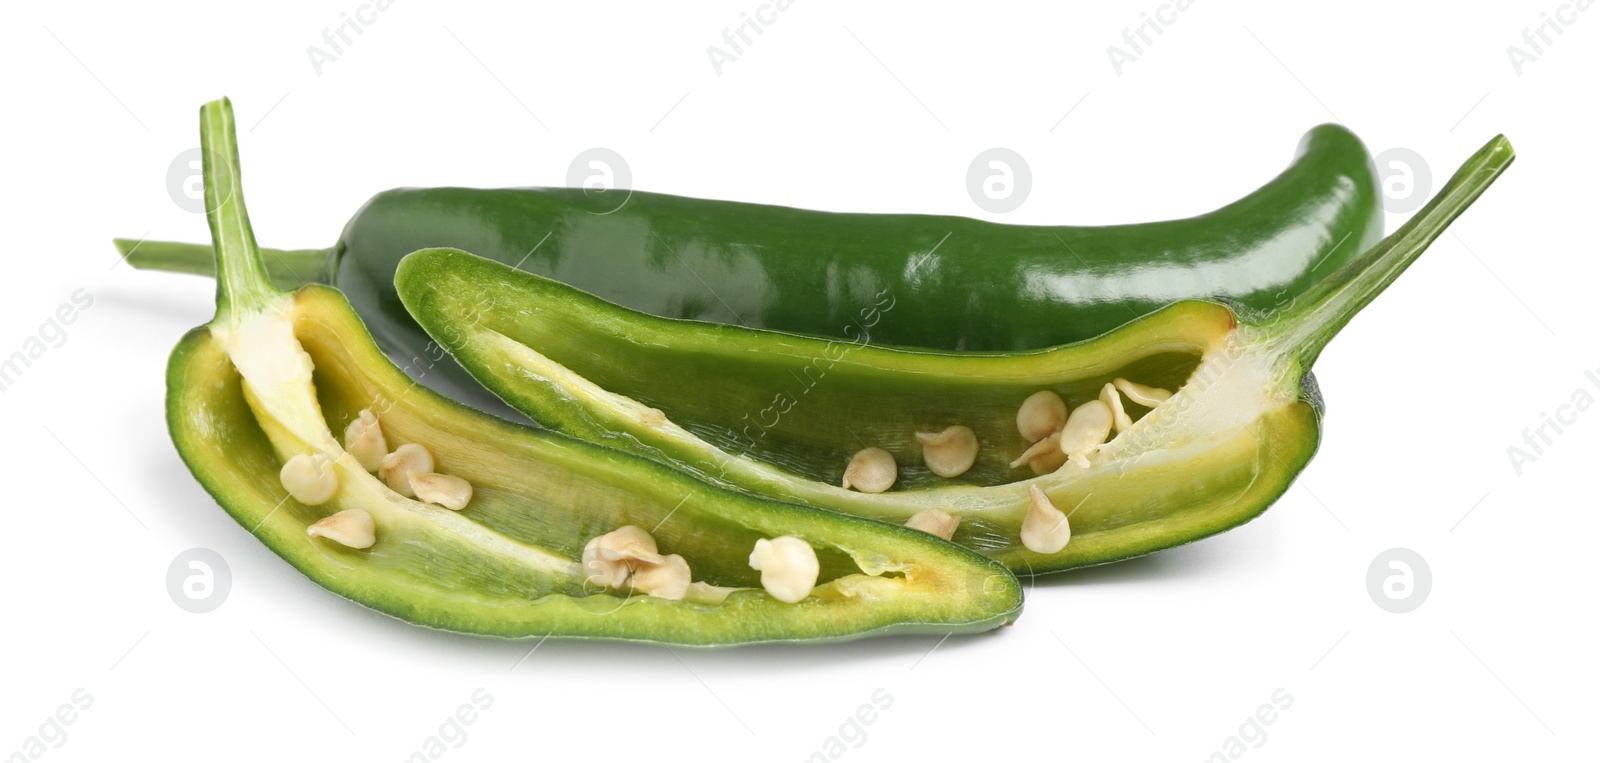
(1260, 134), (1516, 367)
(200, 98), (280, 317)
(114, 238), (334, 292)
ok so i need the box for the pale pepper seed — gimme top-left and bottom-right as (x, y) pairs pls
(843, 447), (897, 493)
(630, 554), (692, 600)
(581, 526), (664, 588)
(1016, 390), (1068, 443)
(380, 443), (434, 498)
(307, 508), (376, 549)
(749, 536), (820, 603)
(915, 425), (979, 478)
(905, 508), (961, 540)
(1020, 485), (1072, 554)
(1059, 399), (1113, 468)
(580, 526), (694, 599)
(409, 472), (474, 510)
(1113, 378), (1173, 408)
(280, 453), (338, 505)
(1100, 382), (1133, 433)
(342, 408), (387, 472)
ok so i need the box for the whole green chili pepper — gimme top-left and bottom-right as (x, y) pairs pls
(396, 135), (1514, 575)
(121, 125), (1381, 413)
(170, 97), (1021, 645)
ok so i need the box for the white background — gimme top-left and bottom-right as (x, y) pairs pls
(2, 1), (1594, 760)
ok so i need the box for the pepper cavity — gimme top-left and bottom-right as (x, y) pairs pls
(842, 378), (1175, 495)
(283, 407), (480, 550)
(775, 373), (1178, 554)
(351, 408), (475, 512)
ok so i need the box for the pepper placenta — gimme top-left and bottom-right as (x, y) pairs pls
(396, 135), (1514, 575)
(167, 98), (1022, 644)
(121, 124), (1381, 413)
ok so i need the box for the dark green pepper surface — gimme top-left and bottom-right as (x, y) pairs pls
(123, 125), (1380, 413)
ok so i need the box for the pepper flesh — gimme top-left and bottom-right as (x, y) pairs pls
(166, 98), (1022, 645)
(396, 135), (1514, 575)
(120, 125), (1381, 413)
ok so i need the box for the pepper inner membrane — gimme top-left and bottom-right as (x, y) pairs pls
(288, 301), (871, 592)
(560, 341), (1207, 491)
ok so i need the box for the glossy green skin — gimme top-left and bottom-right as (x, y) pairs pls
(343, 125), (1379, 348)
(341, 124), (1378, 356)
(124, 124), (1381, 414)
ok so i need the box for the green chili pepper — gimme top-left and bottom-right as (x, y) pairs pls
(121, 125), (1381, 413)
(169, 98), (1021, 645)
(395, 135), (1513, 575)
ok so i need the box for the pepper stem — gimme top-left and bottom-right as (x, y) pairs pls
(1257, 134), (1515, 368)
(114, 238), (334, 291)
(200, 97), (280, 318)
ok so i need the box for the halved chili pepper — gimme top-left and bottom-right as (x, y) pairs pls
(395, 134), (1513, 575)
(168, 97), (1022, 644)
(120, 125), (1381, 412)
